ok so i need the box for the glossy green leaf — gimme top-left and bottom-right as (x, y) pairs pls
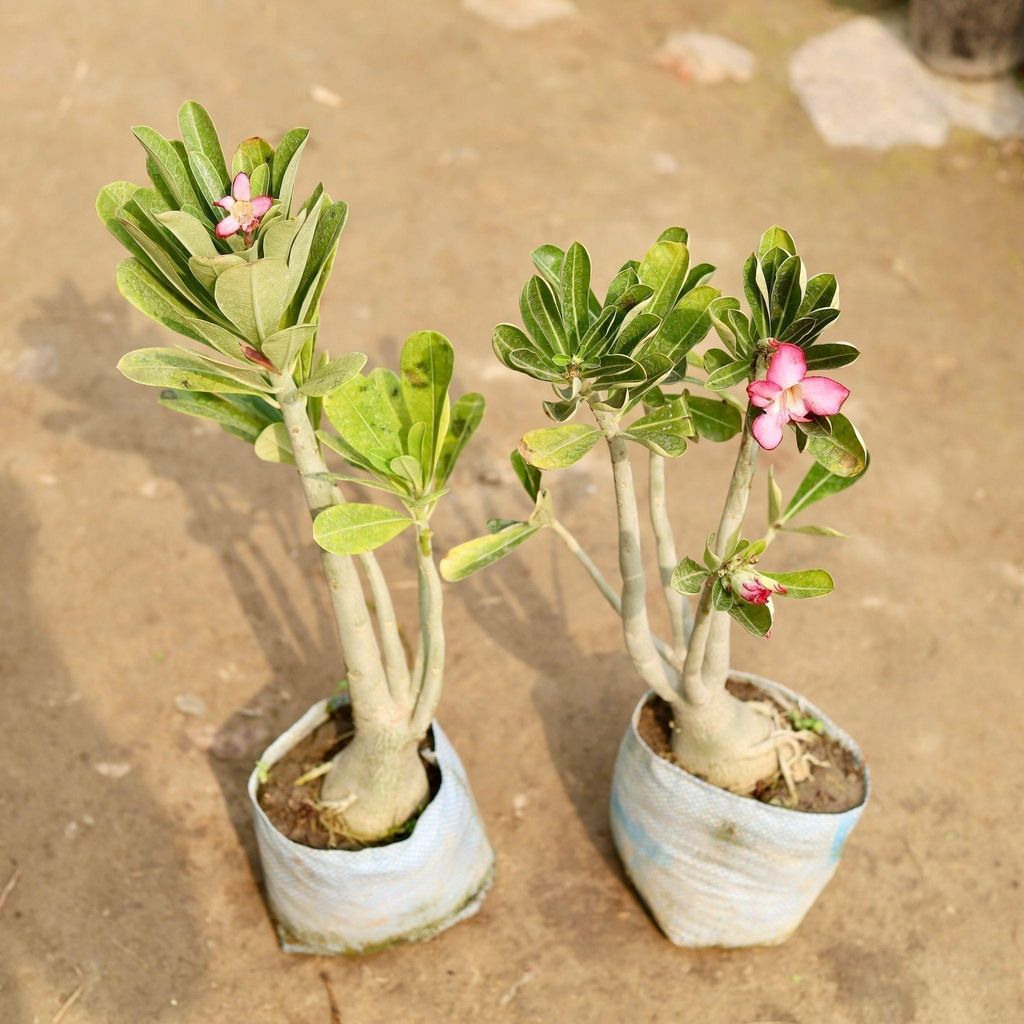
(705, 358), (752, 391)
(614, 312), (660, 356)
(509, 348), (563, 382)
(802, 342), (859, 371)
(742, 254), (768, 338)
(293, 200), (349, 324)
(769, 254), (805, 335)
(510, 449), (542, 501)
(439, 522), (540, 581)
(254, 422), (295, 463)
(758, 226), (796, 260)
(806, 414), (867, 478)
(796, 273), (838, 318)
(708, 295), (743, 355)
(768, 569), (835, 599)
(436, 393), (485, 486)
(624, 397), (692, 457)
(782, 455), (868, 522)
(712, 578), (735, 611)
(133, 125), (201, 210)
(401, 330), (454, 478)
(560, 242), (592, 350)
(531, 244), (564, 290)
(728, 599), (773, 637)
(492, 323), (530, 368)
(117, 348), (258, 393)
(681, 261), (715, 294)
(640, 284), (717, 370)
(638, 240), (689, 319)
(768, 465), (783, 524)
(781, 307), (840, 347)
(298, 352), (368, 396)
(689, 395), (743, 442)
(518, 424), (601, 470)
(520, 276), (566, 356)
(313, 503), (413, 555)
(670, 556), (708, 595)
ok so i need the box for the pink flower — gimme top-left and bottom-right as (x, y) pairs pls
(746, 342), (850, 451)
(213, 172), (273, 241)
(730, 569), (786, 605)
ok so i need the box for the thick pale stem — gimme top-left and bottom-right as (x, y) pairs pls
(272, 374), (396, 731)
(597, 415), (680, 706)
(410, 527), (446, 736)
(360, 554), (412, 707)
(648, 451), (690, 661)
(551, 519), (677, 668)
(681, 424), (759, 705)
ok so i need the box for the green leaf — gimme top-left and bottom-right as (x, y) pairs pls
(803, 342), (859, 372)
(781, 308), (840, 347)
(518, 424), (601, 470)
(115, 258), (206, 342)
(508, 348), (563, 383)
(323, 373), (404, 461)
(657, 226), (689, 245)
(96, 181), (139, 222)
(689, 395), (742, 442)
(313, 503), (414, 555)
(177, 101), (229, 189)
(187, 151), (230, 210)
(133, 125), (201, 210)
(156, 388), (265, 440)
(729, 600), (773, 637)
(510, 449), (542, 502)
(232, 136), (274, 176)
(712, 577), (735, 611)
(520, 276), (567, 356)
(560, 242), (592, 351)
(796, 273), (838, 318)
(783, 523), (847, 538)
(254, 422), (295, 463)
(294, 200), (349, 324)
(439, 522), (540, 581)
(769, 254), (805, 334)
(117, 348), (259, 393)
(531, 244), (564, 290)
(271, 128), (309, 215)
(742, 255), (769, 338)
(261, 325), (318, 375)
(624, 397), (692, 457)
(215, 258), (290, 342)
(637, 240), (689, 319)
(782, 456), (868, 523)
(705, 358), (752, 391)
(681, 261), (715, 294)
(670, 556), (708, 595)
(640, 285), (717, 371)
(614, 312), (661, 356)
(703, 531), (720, 570)
(806, 414), (867, 478)
(768, 569), (835, 599)
(758, 226), (797, 261)
(768, 465), (783, 524)
(298, 352), (368, 396)
(155, 210), (217, 258)
(401, 330), (454, 478)
(492, 323), (531, 368)
(436, 393), (485, 486)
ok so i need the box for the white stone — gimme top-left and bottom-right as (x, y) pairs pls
(655, 32), (756, 85)
(309, 84), (343, 108)
(463, 0), (577, 32)
(93, 761), (133, 779)
(790, 16), (1024, 150)
(174, 693), (207, 717)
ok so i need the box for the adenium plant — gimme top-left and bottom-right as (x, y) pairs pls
(100, 102), (484, 841)
(442, 226), (867, 800)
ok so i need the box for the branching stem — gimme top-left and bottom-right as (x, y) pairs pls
(649, 451), (690, 661)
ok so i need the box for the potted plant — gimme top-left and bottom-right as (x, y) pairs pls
(98, 102), (494, 954)
(441, 227), (869, 947)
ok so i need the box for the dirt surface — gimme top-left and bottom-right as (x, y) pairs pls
(638, 683), (867, 813)
(256, 704), (438, 850)
(2, 1), (1023, 1022)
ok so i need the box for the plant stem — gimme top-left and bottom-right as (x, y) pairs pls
(681, 422), (759, 705)
(272, 373), (395, 729)
(550, 519), (677, 668)
(595, 412), (680, 705)
(648, 451), (690, 661)
(410, 524), (445, 736)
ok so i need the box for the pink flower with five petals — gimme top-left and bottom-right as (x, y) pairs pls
(746, 342), (850, 451)
(729, 568), (786, 605)
(213, 172), (273, 241)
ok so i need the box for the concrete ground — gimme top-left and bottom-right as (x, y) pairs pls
(2, 1), (1022, 1021)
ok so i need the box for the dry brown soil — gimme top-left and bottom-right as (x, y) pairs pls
(2, 1), (1022, 1022)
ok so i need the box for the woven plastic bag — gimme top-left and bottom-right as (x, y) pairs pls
(248, 700), (494, 954)
(610, 671), (869, 948)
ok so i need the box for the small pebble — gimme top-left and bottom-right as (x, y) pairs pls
(93, 761), (133, 779)
(175, 694), (207, 718)
(310, 84), (343, 108)
(655, 32), (756, 85)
